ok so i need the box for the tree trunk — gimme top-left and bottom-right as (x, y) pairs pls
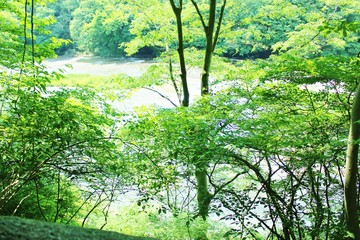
(169, 0), (189, 107)
(192, 0), (225, 221)
(200, 0), (216, 95)
(170, 0), (226, 225)
(195, 163), (213, 219)
(344, 83), (360, 240)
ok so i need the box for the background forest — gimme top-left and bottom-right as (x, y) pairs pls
(1, 0), (360, 239)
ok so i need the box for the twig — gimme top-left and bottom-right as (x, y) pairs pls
(169, 59), (181, 105)
(143, 86), (178, 107)
(212, 0), (227, 52)
(190, 0), (206, 31)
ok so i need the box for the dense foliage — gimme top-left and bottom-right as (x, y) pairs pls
(1, 0), (360, 239)
(119, 56), (359, 238)
(40, 0), (359, 58)
(0, 0), (127, 228)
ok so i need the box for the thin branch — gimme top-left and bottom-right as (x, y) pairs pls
(212, 0), (227, 52)
(100, 177), (119, 230)
(12, 192), (31, 215)
(169, 58), (181, 105)
(21, 0), (28, 66)
(119, 139), (168, 183)
(213, 172), (243, 196)
(299, 32), (321, 50)
(65, 190), (97, 224)
(209, 159), (221, 179)
(247, 210), (274, 236)
(143, 86), (178, 107)
(34, 179), (48, 222)
(134, 2), (161, 30)
(30, 0), (35, 66)
(82, 191), (105, 227)
(54, 169), (61, 222)
(190, 0), (206, 31)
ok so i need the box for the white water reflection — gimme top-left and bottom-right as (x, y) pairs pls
(116, 68), (202, 111)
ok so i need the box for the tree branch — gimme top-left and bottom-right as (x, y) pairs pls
(143, 86), (178, 107)
(190, 0), (207, 31)
(169, 58), (182, 105)
(212, 0), (227, 53)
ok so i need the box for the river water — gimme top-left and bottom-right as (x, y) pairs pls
(44, 56), (202, 110)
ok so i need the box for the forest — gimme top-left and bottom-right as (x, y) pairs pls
(1, 0), (360, 239)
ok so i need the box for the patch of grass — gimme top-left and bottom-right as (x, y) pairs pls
(50, 74), (111, 89)
(48, 64), (169, 101)
(49, 74), (134, 101)
(50, 71), (165, 91)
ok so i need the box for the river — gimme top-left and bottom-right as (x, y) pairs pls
(44, 56), (202, 110)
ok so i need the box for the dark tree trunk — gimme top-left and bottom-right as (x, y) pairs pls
(169, 0), (189, 107)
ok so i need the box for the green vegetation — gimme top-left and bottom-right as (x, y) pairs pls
(0, 216), (156, 240)
(37, 0), (359, 59)
(1, 0), (360, 239)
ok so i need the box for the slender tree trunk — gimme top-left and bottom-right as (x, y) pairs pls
(169, 0), (189, 107)
(194, 0), (226, 221)
(344, 83), (360, 240)
(170, 0), (226, 225)
(200, 0), (216, 95)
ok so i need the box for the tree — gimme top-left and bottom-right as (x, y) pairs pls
(272, 0), (360, 57)
(70, 0), (132, 56)
(119, 1), (359, 238)
(120, 61), (352, 238)
(119, 24), (360, 239)
(344, 50), (360, 239)
(272, 14), (360, 238)
(169, 0), (189, 107)
(0, 0), (127, 226)
(6, 0), (359, 238)
(168, 0), (227, 223)
(344, 81), (360, 240)
(213, 76), (348, 239)
(36, 0), (80, 55)
(0, 0), (61, 67)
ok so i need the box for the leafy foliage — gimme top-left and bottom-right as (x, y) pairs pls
(70, 0), (133, 56)
(2, 0), (360, 239)
(0, 0), (126, 226)
(96, 204), (231, 240)
(0, 67), (124, 222)
(35, 0), (359, 58)
(118, 54), (359, 238)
